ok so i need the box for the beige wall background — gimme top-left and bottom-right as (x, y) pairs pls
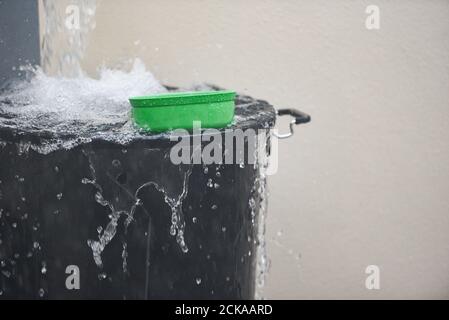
(42, 0), (449, 298)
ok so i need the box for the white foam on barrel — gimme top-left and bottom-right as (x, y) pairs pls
(0, 59), (165, 130)
(0, 59), (167, 155)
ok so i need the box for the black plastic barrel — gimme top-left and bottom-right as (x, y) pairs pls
(0, 93), (276, 299)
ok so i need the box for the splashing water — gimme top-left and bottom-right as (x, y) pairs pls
(87, 210), (120, 268)
(83, 148), (193, 268)
(86, 175), (192, 268)
(25, 0), (164, 139)
(1, 0), (166, 153)
(125, 168), (193, 254)
(0, 59), (165, 140)
(254, 132), (271, 300)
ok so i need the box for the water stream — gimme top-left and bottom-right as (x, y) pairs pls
(41, 0), (97, 77)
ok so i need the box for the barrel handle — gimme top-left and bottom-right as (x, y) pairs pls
(273, 108), (311, 139)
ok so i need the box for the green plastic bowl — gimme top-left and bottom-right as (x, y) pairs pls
(129, 90), (236, 132)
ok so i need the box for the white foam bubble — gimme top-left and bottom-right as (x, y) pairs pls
(0, 59), (167, 152)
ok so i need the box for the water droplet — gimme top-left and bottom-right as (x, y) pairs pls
(12, 222), (17, 228)
(97, 226), (103, 234)
(21, 213), (28, 220)
(98, 272), (107, 280)
(53, 210), (60, 215)
(192, 217), (198, 224)
(19, 177), (25, 182)
(95, 192), (108, 206)
(33, 241), (40, 250)
(0, 290), (3, 296)
(81, 178), (90, 184)
(239, 163), (245, 168)
(112, 159), (121, 167)
(226, 276), (231, 282)
(54, 166), (60, 173)
(214, 183), (220, 189)
(221, 226), (226, 232)
(14, 253), (20, 259)
(121, 149), (128, 154)
(56, 193), (63, 200)
(249, 198), (256, 209)
(195, 278), (202, 285)
(0, 260), (6, 267)
(203, 167), (209, 174)
(21, 197), (26, 202)
(215, 171), (221, 178)
(206, 178), (213, 188)
(38, 288), (45, 297)
(276, 230), (283, 237)
(211, 204), (218, 210)
(2, 270), (11, 278)
(41, 262), (47, 274)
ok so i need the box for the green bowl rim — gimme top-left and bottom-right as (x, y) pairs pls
(129, 90), (236, 108)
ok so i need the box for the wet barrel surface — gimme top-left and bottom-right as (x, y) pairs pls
(0, 92), (275, 299)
